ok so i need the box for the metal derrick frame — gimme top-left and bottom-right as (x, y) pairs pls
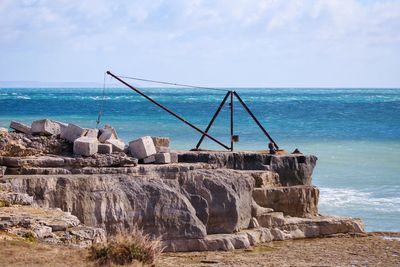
(106, 71), (279, 151)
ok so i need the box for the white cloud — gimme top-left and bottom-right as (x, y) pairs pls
(0, 0), (399, 86)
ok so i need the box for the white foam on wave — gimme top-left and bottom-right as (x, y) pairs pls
(319, 187), (400, 213)
(16, 96), (31, 99)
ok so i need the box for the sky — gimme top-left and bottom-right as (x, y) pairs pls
(0, 0), (400, 88)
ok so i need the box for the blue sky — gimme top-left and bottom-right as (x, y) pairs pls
(1, 0), (399, 87)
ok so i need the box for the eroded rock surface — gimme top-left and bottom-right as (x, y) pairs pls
(5, 167), (255, 238)
(177, 151), (317, 186)
(253, 186), (319, 217)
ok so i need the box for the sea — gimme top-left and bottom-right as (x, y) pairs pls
(0, 87), (399, 232)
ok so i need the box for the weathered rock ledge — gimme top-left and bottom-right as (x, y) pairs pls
(0, 150), (365, 252)
(0, 123), (365, 252)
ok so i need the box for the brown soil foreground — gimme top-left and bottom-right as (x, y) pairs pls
(0, 233), (399, 267)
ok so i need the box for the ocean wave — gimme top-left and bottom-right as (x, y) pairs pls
(319, 187), (400, 213)
(16, 96), (31, 99)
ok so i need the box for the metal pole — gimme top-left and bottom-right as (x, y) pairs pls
(233, 91), (279, 149)
(230, 91), (234, 151)
(106, 71), (231, 150)
(195, 91), (230, 149)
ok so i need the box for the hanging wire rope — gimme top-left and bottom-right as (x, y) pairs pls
(115, 75), (229, 92)
(96, 72), (107, 127)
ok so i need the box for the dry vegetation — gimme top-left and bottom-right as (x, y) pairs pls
(89, 228), (163, 266)
(0, 232), (399, 266)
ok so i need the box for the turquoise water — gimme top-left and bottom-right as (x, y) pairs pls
(0, 87), (399, 232)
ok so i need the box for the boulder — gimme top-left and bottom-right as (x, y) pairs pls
(129, 136), (156, 159)
(99, 125), (118, 143)
(170, 152), (178, 163)
(53, 121), (68, 133)
(155, 146), (170, 153)
(73, 137), (98, 156)
(84, 128), (99, 138)
(152, 137), (170, 147)
(105, 139), (125, 152)
(104, 125), (118, 138)
(155, 153), (171, 164)
(61, 124), (86, 142)
(9, 121), (31, 134)
(142, 155), (156, 164)
(98, 143), (112, 154)
(98, 130), (115, 143)
(180, 169), (254, 234)
(31, 119), (61, 136)
(253, 186), (319, 217)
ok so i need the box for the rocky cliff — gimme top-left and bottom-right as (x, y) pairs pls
(0, 150), (364, 252)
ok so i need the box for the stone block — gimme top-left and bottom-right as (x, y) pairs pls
(152, 136), (170, 147)
(84, 128), (99, 138)
(31, 119), (61, 136)
(129, 136), (156, 159)
(104, 125), (118, 139)
(0, 166), (6, 177)
(155, 153), (171, 164)
(106, 139), (125, 152)
(142, 155), (155, 164)
(61, 124), (86, 142)
(73, 137), (98, 156)
(253, 186), (319, 217)
(98, 143), (112, 154)
(156, 146), (170, 153)
(98, 130), (115, 143)
(33, 225), (53, 239)
(53, 121), (68, 133)
(9, 121), (31, 134)
(252, 171), (280, 188)
(170, 152), (178, 163)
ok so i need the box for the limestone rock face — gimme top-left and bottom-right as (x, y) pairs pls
(0, 206), (106, 248)
(253, 186), (319, 217)
(178, 151), (317, 186)
(0, 191), (33, 206)
(179, 169), (254, 234)
(8, 175), (207, 240)
(5, 167), (255, 238)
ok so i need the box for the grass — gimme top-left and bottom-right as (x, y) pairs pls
(89, 228), (163, 266)
(0, 236), (89, 267)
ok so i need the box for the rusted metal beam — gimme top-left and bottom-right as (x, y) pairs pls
(195, 91), (230, 149)
(233, 91), (279, 149)
(230, 91), (234, 151)
(106, 71), (231, 150)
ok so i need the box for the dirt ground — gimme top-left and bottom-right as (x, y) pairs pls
(0, 233), (399, 267)
(159, 233), (400, 267)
